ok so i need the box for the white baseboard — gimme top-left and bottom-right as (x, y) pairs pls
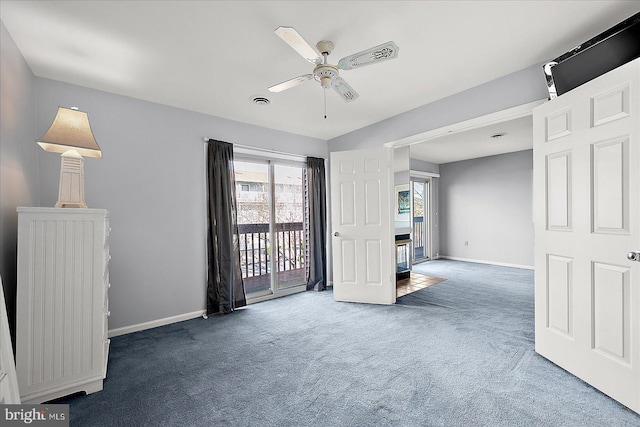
(108, 309), (206, 338)
(107, 256), (532, 339)
(439, 256), (534, 270)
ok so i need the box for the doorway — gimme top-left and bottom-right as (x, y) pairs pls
(412, 178), (430, 262)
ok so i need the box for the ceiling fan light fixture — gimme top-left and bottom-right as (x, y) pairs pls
(313, 64), (338, 88)
(269, 26), (399, 107)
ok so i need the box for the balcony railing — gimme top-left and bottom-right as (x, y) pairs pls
(238, 222), (306, 294)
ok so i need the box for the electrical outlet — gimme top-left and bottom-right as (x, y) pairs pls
(464, 241), (469, 246)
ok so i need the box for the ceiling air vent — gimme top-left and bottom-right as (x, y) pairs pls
(251, 96), (271, 105)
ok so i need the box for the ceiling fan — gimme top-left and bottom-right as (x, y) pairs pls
(268, 26), (399, 106)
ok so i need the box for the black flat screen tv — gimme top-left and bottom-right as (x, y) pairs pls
(544, 12), (640, 98)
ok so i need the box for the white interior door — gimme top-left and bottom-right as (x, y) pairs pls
(0, 274), (21, 403)
(534, 58), (640, 413)
(330, 147), (395, 304)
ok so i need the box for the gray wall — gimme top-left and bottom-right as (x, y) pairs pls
(32, 78), (327, 331)
(410, 158), (440, 175)
(0, 21), (39, 341)
(439, 150), (533, 268)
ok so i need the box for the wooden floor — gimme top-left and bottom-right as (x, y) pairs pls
(396, 272), (446, 297)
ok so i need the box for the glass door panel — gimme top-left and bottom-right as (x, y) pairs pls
(234, 161), (271, 296)
(412, 180), (429, 261)
(274, 164), (306, 290)
(234, 160), (308, 298)
(424, 180), (430, 259)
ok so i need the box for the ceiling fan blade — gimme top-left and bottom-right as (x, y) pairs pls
(337, 41), (399, 70)
(268, 74), (314, 93)
(274, 26), (322, 65)
(332, 77), (359, 103)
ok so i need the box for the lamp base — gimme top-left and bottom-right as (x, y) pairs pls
(55, 201), (87, 208)
(56, 150), (87, 208)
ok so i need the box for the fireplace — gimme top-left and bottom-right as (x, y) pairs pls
(395, 234), (411, 280)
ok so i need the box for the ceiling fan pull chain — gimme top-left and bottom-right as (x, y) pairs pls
(324, 89), (327, 119)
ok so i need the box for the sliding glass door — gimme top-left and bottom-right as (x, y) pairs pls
(412, 179), (430, 262)
(273, 164), (306, 290)
(234, 161), (271, 296)
(234, 160), (307, 299)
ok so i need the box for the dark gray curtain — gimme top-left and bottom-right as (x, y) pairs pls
(206, 139), (246, 314)
(305, 157), (327, 291)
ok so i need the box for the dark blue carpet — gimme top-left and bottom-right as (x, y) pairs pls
(57, 260), (640, 426)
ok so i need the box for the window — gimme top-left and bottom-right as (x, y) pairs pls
(234, 159), (307, 301)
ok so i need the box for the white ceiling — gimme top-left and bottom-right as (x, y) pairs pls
(1, 1), (638, 142)
(410, 115), (534, 164)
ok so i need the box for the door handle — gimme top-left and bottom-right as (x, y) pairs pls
(628, 251), (640, 262)
(333, 232), (340, 237)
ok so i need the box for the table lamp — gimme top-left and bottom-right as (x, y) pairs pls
(37, 107), (102, 208)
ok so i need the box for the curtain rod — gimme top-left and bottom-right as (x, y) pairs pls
(203, 137), (307, 160)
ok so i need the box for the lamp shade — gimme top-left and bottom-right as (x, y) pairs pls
(37, 107), (102, 158)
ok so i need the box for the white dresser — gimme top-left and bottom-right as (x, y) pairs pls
(16, 207), (110, 403)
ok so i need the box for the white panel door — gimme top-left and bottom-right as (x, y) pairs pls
(331, 147), (395, 304)
(534, 58), (640, 413)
